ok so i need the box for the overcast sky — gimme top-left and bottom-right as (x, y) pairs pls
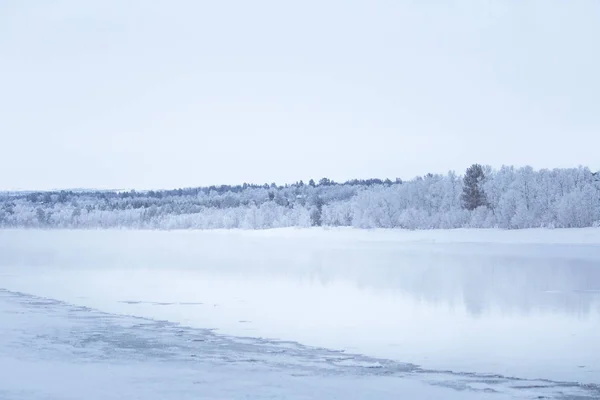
(1, 1), (599, 190)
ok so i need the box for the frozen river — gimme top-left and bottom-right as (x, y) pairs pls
(1, 228), (599, 399)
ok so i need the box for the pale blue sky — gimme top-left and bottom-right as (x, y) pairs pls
(1, 1), (599, 190)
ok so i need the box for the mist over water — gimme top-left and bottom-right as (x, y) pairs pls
(1, 229), (599, 383)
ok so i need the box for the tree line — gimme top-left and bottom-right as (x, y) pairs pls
(1, 165), (598, 230)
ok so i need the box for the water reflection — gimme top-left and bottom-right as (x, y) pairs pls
(165, 240), (600, 318)
(308, 245), (600, 317)
(2, 231), (599, 318)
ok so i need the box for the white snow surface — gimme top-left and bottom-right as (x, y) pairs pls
(212, 226), (600, 244)
(1, 228), (600, 399)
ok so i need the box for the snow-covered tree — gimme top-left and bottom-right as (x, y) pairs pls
(1, 165), (598, 230)
(461, 164), (488, 211)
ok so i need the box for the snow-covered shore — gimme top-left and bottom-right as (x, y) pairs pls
(3, 226), (600, 245)
(215, 226), (600, 244)
(2, 288), (598, 400)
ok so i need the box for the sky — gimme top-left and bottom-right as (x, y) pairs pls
(1, 1), (599, 191)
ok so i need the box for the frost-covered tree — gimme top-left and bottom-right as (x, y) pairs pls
(461, 164), (488, 211)
(309, 195), (324, 227)
(1, 165), (599, 230)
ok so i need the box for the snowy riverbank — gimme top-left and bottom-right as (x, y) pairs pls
(2, 288), (598, 400)
(211, 226), (600, 244)
(3, 226), (600, 244)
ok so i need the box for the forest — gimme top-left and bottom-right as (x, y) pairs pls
(1, 165), (599, 230)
